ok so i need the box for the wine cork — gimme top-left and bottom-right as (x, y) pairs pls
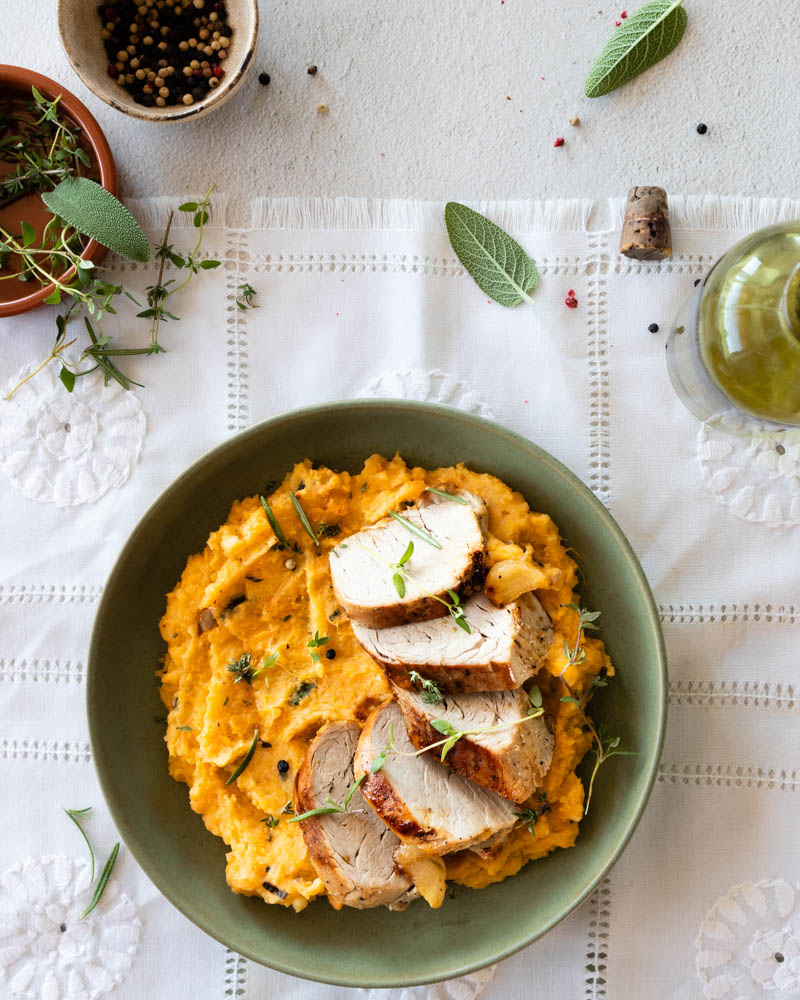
(619, 186), (672, 261)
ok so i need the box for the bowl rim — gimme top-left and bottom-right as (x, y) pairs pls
(56, 0), (259, 123)
(0, 64), (117, 318)
(87, 398), (668, 987)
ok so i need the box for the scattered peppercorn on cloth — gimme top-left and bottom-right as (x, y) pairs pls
(2, 194), (800, 1000)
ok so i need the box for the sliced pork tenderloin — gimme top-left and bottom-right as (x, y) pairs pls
(353, 590), (553, 693)
(391, 681), (553, 803)
(354, 701), (518, 854)
(294, 721), (416, 910)
(329, 490), (487, 629)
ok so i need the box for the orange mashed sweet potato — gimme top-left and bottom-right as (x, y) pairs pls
(158, 454), (613, 911)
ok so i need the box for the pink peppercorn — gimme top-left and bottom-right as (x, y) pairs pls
(620, 9), (628, 16)
(107, 64), (118, 78)
(554, 137), (565, 148)
(615, 20), (621, 25)
(565, 289), (578, 308)
(212, 64), (224, 78)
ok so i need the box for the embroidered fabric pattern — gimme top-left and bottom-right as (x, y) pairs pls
(0, 855), (140, 1000)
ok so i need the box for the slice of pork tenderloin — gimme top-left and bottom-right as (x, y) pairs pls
(391, 681), (553, 804)
(354, 701), (518, 854)
(294, 721), (417, 910)
(352, 590), (553, 693)
(329, 490), (487, 629)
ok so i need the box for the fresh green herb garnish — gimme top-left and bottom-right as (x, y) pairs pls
(408, 670), (444, 706)
(251, 651), (279, 681)
(236, 282), (258, 311)
(227, 652), (254, 684)
(444, 201), (538, 308)
(225, 729), (259, 786)
(389, 510), (442, 549)
(516, 794), (551, 835)
(80, 842), (120, 919)
(289, 681), (316, 705)
(371, 723), (395, 773)
(259, 494), (290, 548)
(307, 631), (330, 649)
(429, 687), (543, 762)
(281, 801), (295, 815)
(175, 725), (193, 731)
(64, 807), (95, 882)
(290, 490), (320, 544)
(289, 772), (367, 823)
(63, 805), (120, 919)
(425, 487), (468, 505)
(318, 523), (341, 538)
(584, 0), (687, 98)
(260, 815), (280, 828)
(558, 607), (634, 814)
(362, 540), (472, 633)
(360, 482), (368, 493)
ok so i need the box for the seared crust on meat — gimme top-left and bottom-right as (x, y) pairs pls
(391, 683), (553, 803)
(294, 721), (416, 910)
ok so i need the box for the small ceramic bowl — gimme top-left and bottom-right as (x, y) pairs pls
(57, 0), (258, 123)
(0, 65), (116, 318)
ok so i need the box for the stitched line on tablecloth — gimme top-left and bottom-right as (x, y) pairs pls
(587, 234), (611, 507)
(248, 251), (586, 277)
(584, 876), (610, 999)
(0, 658), (84, 684)
(225, 232), (250, 433)
(669, 680), (799, 709)
(0, 584), (102, 605)
(613, 254), (718, 277)
(659, 603), (798, 624)
(659, 764), (800, 790)
(224, 949), (248, 998)
(0, 740), (91, 762)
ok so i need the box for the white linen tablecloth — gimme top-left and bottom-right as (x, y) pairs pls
(1, 195), (800, 1000)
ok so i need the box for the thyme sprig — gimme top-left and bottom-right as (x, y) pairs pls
(428, 685), (543, 762)
(0, 88), (90, 211)
(408, 670), (444, 706)
(360, 540), (472, 634)
(227, 651), (279, 684)
(236, 282), (258, 310)
(289, 773), (367, 823)
(2, 177), (221, 399)
(516, 793), (551, 835)
(558, 606), (635, 814)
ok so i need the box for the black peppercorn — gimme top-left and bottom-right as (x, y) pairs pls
(325, 648), (336, 660)
(696, 123), (708, 134)
(258, 71), (270, 85)
(648, 323), (659, 333)
(694, 277), (701, 287)
(307, 65), (317, 75)
(277, 759), (289, 776)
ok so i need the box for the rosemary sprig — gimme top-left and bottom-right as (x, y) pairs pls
(62, 805), (120, 919)
(408, 670), (444, 706)
(558, 606), (635, 814)
(389, 510), (442, 549)
(290, 490), (320, 544)
(80, 843), (120, 920)
(64, 806), (95, 882)
(259, 494), (290, 548)
(425, 487), (468, 505)
(226, 729), (259, 786)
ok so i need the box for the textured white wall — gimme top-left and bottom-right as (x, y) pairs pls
(2, 0), (798, 223)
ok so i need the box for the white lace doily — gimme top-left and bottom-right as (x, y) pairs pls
(357, 368), (496, 420)
(356, 364), (496, 1000)
(696, 879), (800, 998)
(697, 413), (800, 528)
(0, 854), (141, 1000)
(0, 361), (146, 507)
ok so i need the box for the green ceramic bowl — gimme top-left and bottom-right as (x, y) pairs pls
(88, 400), (666, 988)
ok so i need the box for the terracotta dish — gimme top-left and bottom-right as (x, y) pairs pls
(0, 65), (116, 318)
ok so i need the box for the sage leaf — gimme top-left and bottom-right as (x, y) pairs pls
(584, 0), (687, 98)
(41, 178), (150, 262)
(21, 220), (36, 247)
(444, 202), (538, 308)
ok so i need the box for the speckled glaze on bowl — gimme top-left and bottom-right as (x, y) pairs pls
(87, 400), (667, 988)
(57, 0), (257, 123)
(0, 65), (116, 317)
